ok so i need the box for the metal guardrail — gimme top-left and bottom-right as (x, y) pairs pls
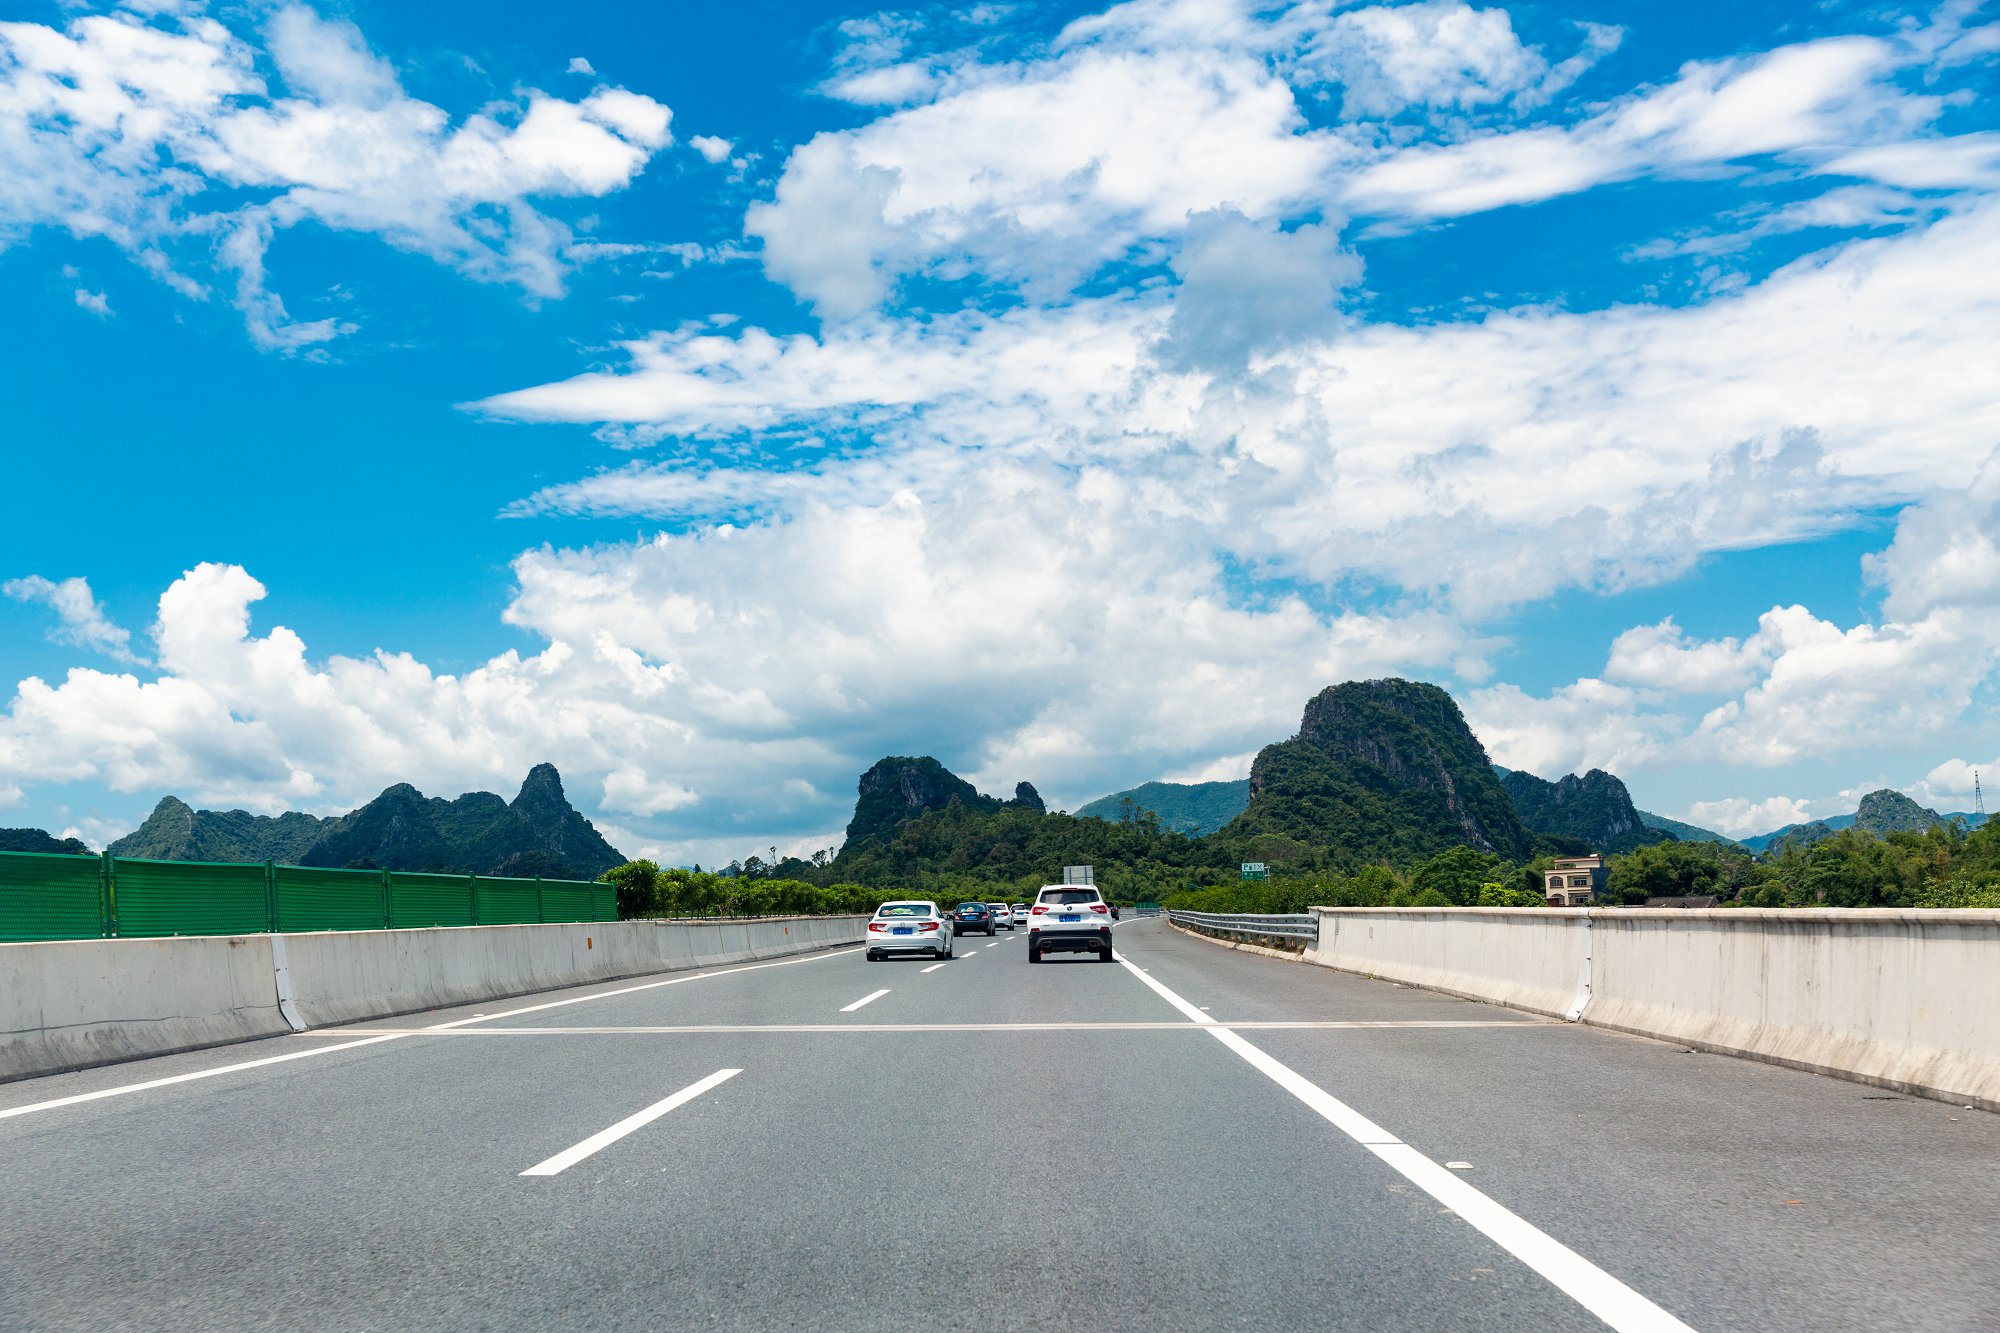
(1166, 910), (1318, 941)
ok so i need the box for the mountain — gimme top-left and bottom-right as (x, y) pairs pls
(1636, 811), (1738, 845)
(1224, 679), (1533, 865)
(841, 756), (1044, 851)
(1075, 780), (1250, 837)
(108, 765), (623, 880)
(1738, 788), (1981, 852)
(0, 827), (92, 856)
(1498, 768), (1668, 854)
(110, 798), (332, 864)
(1852, 788), (1946, 836)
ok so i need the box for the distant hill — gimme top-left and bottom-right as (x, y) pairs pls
(1224, 679), (1533, 865)
(1852, 788), (1946, 836)
(111, 799), (331, 864)
(1075, 780), (1249, 837)
(0, 828), (92, 856)
(1636, 811), (1738, 846)
(1736, 788), (1990, 853)
(109, 764), (623, 880)
(842, 757), (1044, 852)
(1498, 768), (1668, 854)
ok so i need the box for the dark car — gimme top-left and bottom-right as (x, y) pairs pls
(1108, 903), (1121, 920)
(952, 902), (997, 936)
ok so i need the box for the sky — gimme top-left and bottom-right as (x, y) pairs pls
(2, 0), (1998, 863)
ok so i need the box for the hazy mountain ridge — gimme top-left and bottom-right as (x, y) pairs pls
(1073, 780), (1250, 837)
(106, 764), (623, 880)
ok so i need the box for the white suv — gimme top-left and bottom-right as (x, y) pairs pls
(1027, 885), (1114, 963)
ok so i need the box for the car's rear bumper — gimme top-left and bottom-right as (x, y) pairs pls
(1029, 926), (1112, 952)
(869, 932), (948, 954)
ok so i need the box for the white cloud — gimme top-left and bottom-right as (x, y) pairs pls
(491, 199), (2000, 619)
(689, 134), (733, 164)
(3, 576), (141, 663)
(1463, 678), (1671, 779)
(567, 56), (595, 76)
(1344, 34), (1933, 218)
(0, 507), (1486, 861)
(749, 39), (1346, 316)
(0, 4), (673, 348)
(73, 287), (113, 317)
(1685, 794), (1813, 838)
(1294, 1), (1605, 119)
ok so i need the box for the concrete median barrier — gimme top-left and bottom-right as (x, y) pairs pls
(0, 934), (289, 1080)
(0, 916), (866, 1081)
(1305, 906), (2000, 1111)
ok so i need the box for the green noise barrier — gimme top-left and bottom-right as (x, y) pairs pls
(0, 850), (616, 942)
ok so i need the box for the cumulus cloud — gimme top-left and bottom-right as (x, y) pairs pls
(3, 576), (141, 663)
(0, 3), (672, 348)
(689, 134), (733, 164)
(746, 1), (1970, 317)
(1684, 794), (1814, 838)
(1293, 1), (1616, 119)
(0, 537), (1486, 864)
(490, 198), (2000, 618)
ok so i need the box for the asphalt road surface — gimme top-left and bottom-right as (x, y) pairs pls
(3, 918), (1997, 1331)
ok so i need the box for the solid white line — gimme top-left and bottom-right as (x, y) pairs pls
(0, 1034), (411, 1121)
(921, 963), (946, 974)
(520, 1068), (741, 1177)
(0, 946), (859, 1121)
(840, 988), (890, 1013)
(1113, 953), (1694, 1333)
(306, 1019), (1542, 1035)
(425, 947), (863, 1030)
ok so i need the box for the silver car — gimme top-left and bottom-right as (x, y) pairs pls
(865, 900), (954, 961)
(1009, 903), (1029, 925)
(987, 902), (1014, 930)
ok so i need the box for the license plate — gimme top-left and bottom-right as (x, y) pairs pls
(1059, 913), (1080, 922)
(892, 927), (913, 935)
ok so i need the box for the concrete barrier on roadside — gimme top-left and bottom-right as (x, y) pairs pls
(1309, 906), (1590, 1020)
(0, 934), (289, 1080)
(0, 916), (867, 1082)
(1304, 906), (2000, 1111)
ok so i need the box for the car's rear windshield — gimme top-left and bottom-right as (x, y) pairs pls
(877, 904), (930, 917)
(956, 902), (985, 910)
(1039, 889), (1099, 904)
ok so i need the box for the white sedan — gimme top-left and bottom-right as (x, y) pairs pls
(865, 900), (954, 961)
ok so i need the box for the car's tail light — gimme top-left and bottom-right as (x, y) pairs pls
(1088, 904), (1108, 914)
(920, 922), (939, 931)
(868, 922), (888, 932)
(1031, 905), (1049, 915)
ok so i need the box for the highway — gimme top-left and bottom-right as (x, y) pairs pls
(2, 918), (1996, 1331)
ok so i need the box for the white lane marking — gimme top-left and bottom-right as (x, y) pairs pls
(986, 942), (1001, 949)
(921, 963), (947, 973)
(840, 988), (891, 1013)
(520, 1068), (741, 1177)
(0, 947), (858, 1121)
(1113, 953), (1694, 1333)
(0, 1034), (410, 1122)
(306, 1019), (1543, 1035)
(426, 947), (862, 1031)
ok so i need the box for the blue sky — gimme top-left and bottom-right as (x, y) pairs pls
(3, 0), (1998, 860)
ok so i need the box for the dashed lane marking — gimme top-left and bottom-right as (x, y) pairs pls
(840, 988), (891, 1013)
(520, 1068), (742, 1177)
